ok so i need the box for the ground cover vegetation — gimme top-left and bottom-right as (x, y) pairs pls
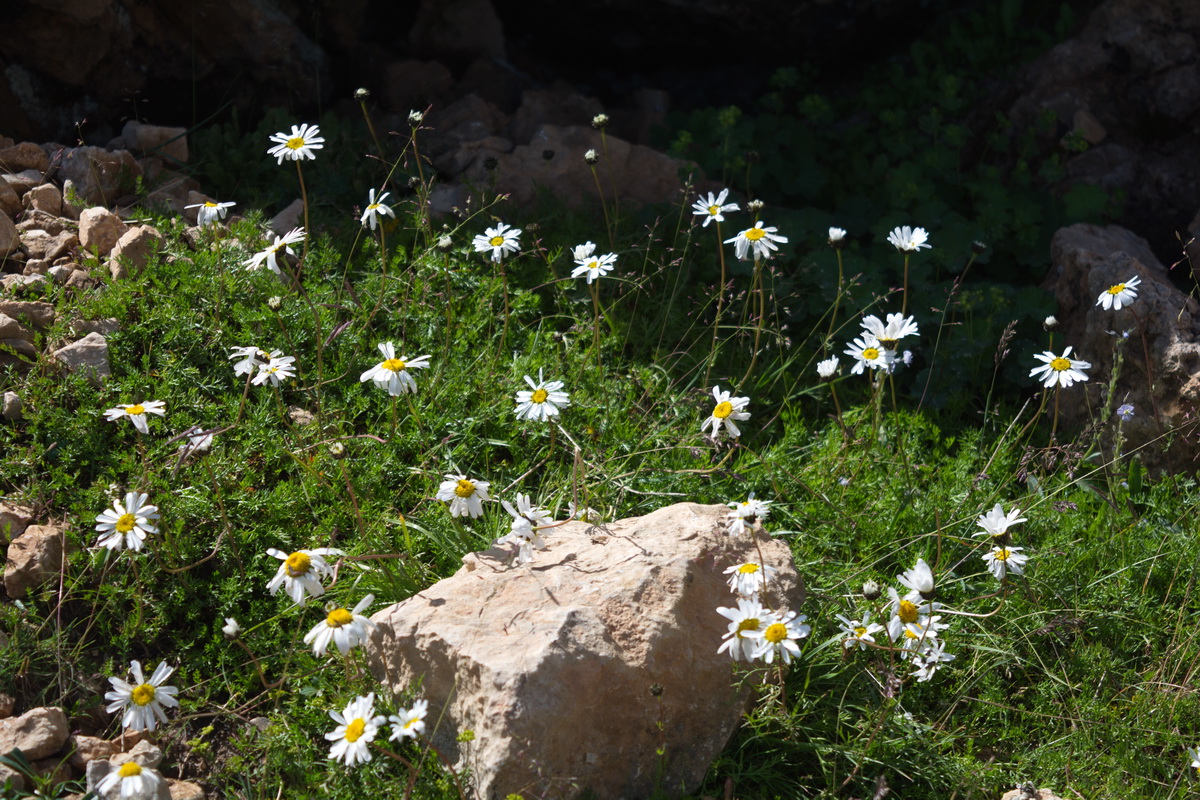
(3, 0), (1200, 798)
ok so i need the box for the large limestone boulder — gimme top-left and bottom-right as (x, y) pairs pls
(1043, 223), (1200, 471)
(4, 523), (64, 598)
(0, 706), (69, 761)
(367, 502), (804, 799)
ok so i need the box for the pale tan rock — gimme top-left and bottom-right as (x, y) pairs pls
(0, 337), (38, 372)
(51, 332), (110, 386)
(66, 269), (97, 289)
(0, 761), (24, 791)
(367, 502), (804, 800)
(0, 312), (33, 342)
(0, 706), (69, 760)
(1000, 789), (1064, 800)
(0, 178), (20, 219)
(72, 318), (120, 337)
(61, 179), (82, 220)
(57, 147), (141, 205)
(121, 120), (188, 164)
(23, 183), (62, 216)
(23, 258), (48, 276)
(0, 142), (49, 173)
(2, 391), (22, 422)
(2, 169), (45, 195)
(108, 225), (164, 279)
(0, 209), (18, 257)
(48, 264), (73, 284)
(68, 734), (119, 770)
(0, 502), (34, 542)
(168, 779), (206, 799)
(110, 738), (162, 769)
(79, 207), (127, 257)
(0, 299), (56, 328)
(4, 524), (64, 598)
(21, 228), (77, 261)
(17, 210), (66, 236)
(287, 406), (315, 426)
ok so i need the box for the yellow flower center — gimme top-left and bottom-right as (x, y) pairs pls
(587, 260), (600, 271)
(130, 684), (156, 707)
(344, 718), (366, 743)
(204, 201), (218, 208)
(285, 136), (306, 150)
(490, 235), (505, 247)
(708, 204), (720, 215)
(763, 622), (788, 643)
(854, 626), (868, 637)
(531, 388), (549, 403)
(735, 618), (761, 638)
(737, 563), (760, 574)
(904, 627), (920, 640)
(995, 548), (1011, 562)
(1050, 357), (1071, 372)
(368, 203), (380, 211)
(126, 404), (145, 416)
(862, 348), (880, 361)
(713, 400), (733, 419)
(115, 513), (137, 534)
(404, 716), (419, 730)
(898, 599), (919, 624)
(118, 762), (143, 778)
(326, 608), (353, 628)
(454, 479), (476, 498)
(1106, 284), (1125, 295)
(285, 551), (311, 577)
(382, 358), (406, 372)
(744, 227), (766, 241)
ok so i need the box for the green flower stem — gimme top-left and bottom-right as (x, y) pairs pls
(294, 161), (310, 266)
(705, 221), (728, 387)
(900, 253), (911, 316)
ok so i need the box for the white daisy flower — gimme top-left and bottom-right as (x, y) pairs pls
(436, 474), (490, 518)
(252, 355), (297, 386)
(177, 426), (215, 460)
(726, 491), (771, 535)
(495, 516), (547, 565)
(836, 613), (885, 651)
(472, 222), (522, 263)
(359, 342), (431, 396)
(104, 660), (179, 732)
(244, 227), (305, 275)
(747, 608), (810, 664)
(724, 220), (788, 260)
(860, 312), (919, 350)
(973, 503), (1027, 538)
(229, 346), (276, 377)
(844, 335), (893, 375)
(828, 227), (847, 245)
(221, 618), (241, 639)
(266, 547), (344, 605)
(911, 638), (955, 682)
(514, 369), (570, 422)
(1030, 346), (1091, 388)
(1096, 275), (1141, 310)
(886, 225), (931, 251)
(304, 594), (376, 657)
(817, 356), (839, 379)
(982, 545), (1028, 581)
(360, 188), (395, 231)
(716, 597), (773, 662)
(692, 189), (739, 227)
(701, 385), (750, 440)
(96, 760), (164, 800)
(184, 200), (235, 228)
(95, 492), (160, 552)
(723, 561), (778, 597)
(104, 400), (166, 435)
(570, 241), (617, 284)
(1189, 746), (1200, 773)
(897, 558), (936, 598)
(885, 587), (942, 642)
(389, 698), (429, 741)
(899, 614), (948, 655)
(267, 123), (325, 164)
(325, 693), (385, 767)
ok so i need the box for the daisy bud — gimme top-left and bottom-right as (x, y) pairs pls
(267, 296), (282, 310)
(971, 240), (988, 254)
(746, 199), (764, 214)
(437, 234), (453, 251)
(222, 618), (241, 639)
(407, 109), (424, 125)
(1043, 315), (1059, 332)
(408, 176), (421, 188)
(591, 113), (609, 130)
(862, 580), (881, 600)
(354, 88), (370, 101)
(584, 149), (599, 165)
(828, 227), (847, 248)
(328, 441), (347, 459)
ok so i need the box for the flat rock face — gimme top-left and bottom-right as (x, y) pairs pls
(4, 523), (64, 598)
(367, 502), (804, 799)
(51, 331), (111, 386)
(0, 706), (69, 761)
